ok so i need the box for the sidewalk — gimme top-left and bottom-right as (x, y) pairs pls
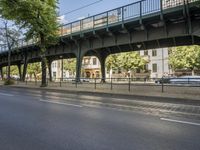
(5, 81), (200, 103)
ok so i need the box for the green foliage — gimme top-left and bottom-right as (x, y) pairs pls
(27, 63), (42, 80)
(63, 59), (76, 75)
(169, 46), (200, 73)
(4, 78), (15, 85)
(118, 52), (147, 71)
(106, 52), (148, 72)
(0, 0), (59, 47)
(10, 66), (18, 75)
(0, 0), (59, 86)
(106, 54), (119, 71)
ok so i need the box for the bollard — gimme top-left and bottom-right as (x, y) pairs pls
(128, 78), (131, 92)
(75, 79), (78, 88)
(110, 78), (113, 90)
(161, 77), (164, 93)
(94, 78), (96, 89)
(60, 78), (62, 87)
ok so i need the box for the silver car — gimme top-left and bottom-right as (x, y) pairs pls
(170, 76), (200, 84)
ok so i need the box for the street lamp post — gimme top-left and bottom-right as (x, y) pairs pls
(60, 56), (64, 81)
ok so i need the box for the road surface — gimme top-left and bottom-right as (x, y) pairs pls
(0, 87), (200, 150)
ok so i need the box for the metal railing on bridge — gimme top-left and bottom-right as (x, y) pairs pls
(0, 0), (198, 54)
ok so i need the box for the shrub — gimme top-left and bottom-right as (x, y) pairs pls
(4, 79), (15, 85)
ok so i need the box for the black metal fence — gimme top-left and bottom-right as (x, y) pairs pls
(13, 77), (200, 93)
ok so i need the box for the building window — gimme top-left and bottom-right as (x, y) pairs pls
(144, 50), (148, 56)
(84, 58), (89, 65)
(152, 49), (157, 57)
(152, 64), (157, 73)
(53, 72), (56, 78)
(93, 58), (97, 65)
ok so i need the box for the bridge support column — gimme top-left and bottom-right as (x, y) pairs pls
(75, 44), (84, 83)
(17, 64), (22, 81)
(76, 56), (83, 83)
(99, 56), (106, 83)
(96, 52), (109, 83)
(47, 59), (53, 82)
(22, 57), (28, 82)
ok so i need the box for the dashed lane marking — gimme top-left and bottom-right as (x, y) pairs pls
(0, 92), (14, 97)
(160, 118), (200, 126)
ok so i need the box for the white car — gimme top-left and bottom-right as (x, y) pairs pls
(170, 76), (200, 84)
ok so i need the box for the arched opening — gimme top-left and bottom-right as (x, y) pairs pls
(26, 62), (42, 81)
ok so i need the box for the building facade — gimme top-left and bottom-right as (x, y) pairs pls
(139, 48), (171, 78)
(51, 48), (172, 79)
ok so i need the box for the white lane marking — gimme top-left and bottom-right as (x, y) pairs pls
(160, 118), (200, 126)
(39, 99), (83, 108)
(0, 92), (14, 97)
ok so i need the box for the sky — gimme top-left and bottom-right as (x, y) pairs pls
(58, 0), (139, 24)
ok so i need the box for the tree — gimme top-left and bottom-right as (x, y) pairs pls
(106, 54), (119, 72)
(0, 0), (59, 86)
(0, 19), (21, 81)
(106, 52), (148, 77)
(27, 63), (41, 81)
(118, 52), (147, 73)
(63, 59), (76, 77)
(169, 46), (200, 75)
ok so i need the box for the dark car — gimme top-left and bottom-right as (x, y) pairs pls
(155, 77), (172, 84)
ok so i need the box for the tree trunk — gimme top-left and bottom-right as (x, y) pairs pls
(33, 73), (37, 81)
(41, 56), (47, 87)
(40, 33), (47, 87)
(47, 59), (52, 82)
(7, 49), (11, 80)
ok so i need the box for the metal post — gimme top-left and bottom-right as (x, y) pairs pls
(106, 12), (109, 27)
(60, 78), (62, 87)
(61, 58), (64, 81)
(161, 77), (164, 93)
(128, 77), (131, 92)
(110, 78), (113, 90)
(160, 0), (163, 13)
(94, 78), (96, 89)
(122, 7), (124, 22)
(139, 1), (142, 24)
(75, 79), (78, 88)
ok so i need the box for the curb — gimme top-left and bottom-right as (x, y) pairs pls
(3, 85), (200, 106)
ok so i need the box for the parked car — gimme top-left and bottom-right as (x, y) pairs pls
(170, 76), (200, 84)
(155, 77), (172, 84)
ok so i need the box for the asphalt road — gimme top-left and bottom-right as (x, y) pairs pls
(0, 87), (200, 150)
